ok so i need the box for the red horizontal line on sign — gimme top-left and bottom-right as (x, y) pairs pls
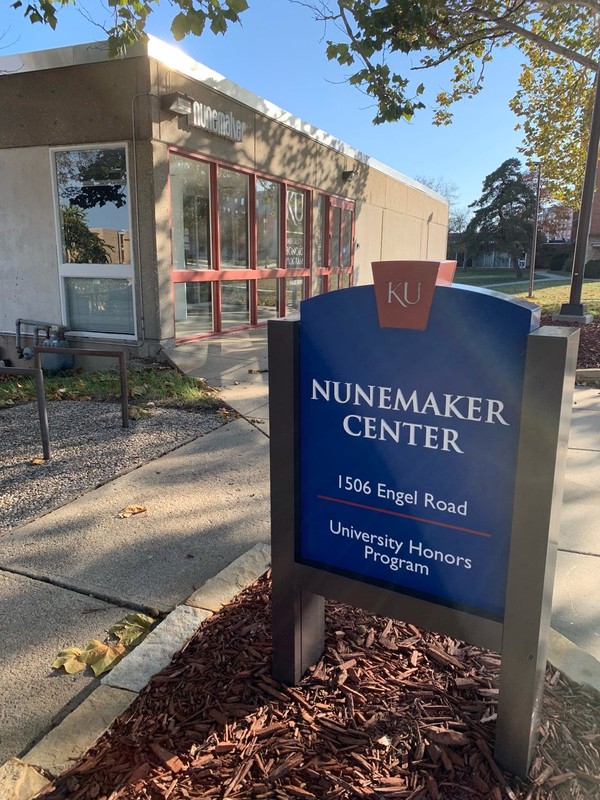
(316, 495), (492, 538)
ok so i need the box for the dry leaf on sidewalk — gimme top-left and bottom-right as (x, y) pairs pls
(117, 504), (147, 518)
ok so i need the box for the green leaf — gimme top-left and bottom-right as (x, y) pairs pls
(171, 12), (189, 40)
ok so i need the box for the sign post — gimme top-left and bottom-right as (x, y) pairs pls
(269, 261), (578, 777)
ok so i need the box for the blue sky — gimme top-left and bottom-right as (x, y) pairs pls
(1, 0), (527, 208)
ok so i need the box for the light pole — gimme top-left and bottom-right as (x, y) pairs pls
(557, 61), (600, 320)
(528, 163), (542, 299)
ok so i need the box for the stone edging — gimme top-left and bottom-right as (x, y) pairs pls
(0, 542), (271, 800)
(1, 541), (599, 799)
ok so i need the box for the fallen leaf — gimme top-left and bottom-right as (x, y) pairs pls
(108, 613), (155, 646)
(118, 504), (147, 518)
(30, 458), (46, 465)
(128, 406), (152, 420)
(52, 647), (86, 674)
(79, 639), (126, 677)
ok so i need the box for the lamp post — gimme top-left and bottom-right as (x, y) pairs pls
(528, 163), (542, 299)
(557, 60), (600, 320)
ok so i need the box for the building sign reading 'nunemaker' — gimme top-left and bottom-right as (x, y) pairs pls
(188, 101), (245, 142)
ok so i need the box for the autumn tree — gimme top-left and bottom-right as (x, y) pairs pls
(463, 158), (536, 277)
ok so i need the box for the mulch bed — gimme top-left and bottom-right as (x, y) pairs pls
(541, 316), (600, 371)
(39, 573), (600, 800)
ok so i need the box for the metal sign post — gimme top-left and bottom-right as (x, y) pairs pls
(269, 262), (578, 777)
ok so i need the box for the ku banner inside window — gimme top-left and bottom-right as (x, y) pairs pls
(54, 146), (135, 337)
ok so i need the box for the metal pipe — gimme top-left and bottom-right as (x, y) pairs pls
(528, 164), (542, 299)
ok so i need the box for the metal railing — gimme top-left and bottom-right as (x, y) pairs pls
(33, 347), (129, 430)
(0, 348), (128, 461)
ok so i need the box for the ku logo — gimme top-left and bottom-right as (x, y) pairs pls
(387, 281), (422, 307)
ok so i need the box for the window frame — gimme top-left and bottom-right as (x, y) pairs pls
(167, 148), (355, 341)
(51, 142), (137, 340)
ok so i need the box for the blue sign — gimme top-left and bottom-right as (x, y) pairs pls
(299, 283), (540, 621)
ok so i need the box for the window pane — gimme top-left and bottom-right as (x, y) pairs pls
(257, 278), (279, 321)
(286, 188), (306, 267)
(340, 272), (351, 289)
(55, 148), (129, 265)
(170, 156), (211, 270)
(257, 179), (279, 267)
(221, 280), (250, 328)
(342, 209), (353, 268)
(318, 275), (328, 295)
(174, 282), (213, 337)
(285, 277), (304, 314)
(315, 195), (325, 267)
(331, 206), (341, 268)
(64, 278), (134, 335)
(219, 168), (249, 268)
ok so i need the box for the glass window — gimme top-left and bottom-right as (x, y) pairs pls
(286, 188), (306, 268)
(315, 195), (325, 267)
(221, 280), (250, 329)
(285, 277), (304, 314)
(257, 278), (279, 322)
(342, 208), (353, 268)
(64, 278), (134, 335)
(331, 206), (341, 269)
(256, 179), (279, 268)
(340, 272), (351, 289)
(55, 148), (129, 265)
(170, 156), (211, 270)
(174, 283), (213, 336)
(219, 168), (249, 268)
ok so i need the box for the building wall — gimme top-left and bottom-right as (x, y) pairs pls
(0, 147), (62, 335)
(0, 44), (448, 361)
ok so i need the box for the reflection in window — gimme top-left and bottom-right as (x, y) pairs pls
(315, 195), (325, 267)
(174, 283), (213, 336)
(342, 209), (353, 268)
(221, 280), (250, 328)
(170, 156), (211, 270)
(286, 188), (305, 268)
(219, 168), (249, 268)
(257, 278), (279, 321)
(286, 277), (304, 314)
(55, 148), (129, 265)
(256, 179), (279, 267)
(64, 278), (134, 334)
(331, 206), (341, 268)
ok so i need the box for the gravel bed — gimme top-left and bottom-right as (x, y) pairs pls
(0, 401), (225, 533)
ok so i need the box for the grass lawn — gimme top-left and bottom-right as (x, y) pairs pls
(499, 280), (600, 316)
(0, 362), (223, 411)
(454, 268), (533, 286)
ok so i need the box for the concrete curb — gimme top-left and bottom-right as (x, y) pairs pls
(3, 538), (600, 799)
(1, 543), (271, 800)
(576, 368), (600, 383)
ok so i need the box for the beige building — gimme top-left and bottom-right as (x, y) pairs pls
(0, 37), (448, 361)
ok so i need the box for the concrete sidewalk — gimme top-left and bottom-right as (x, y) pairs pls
(0, 410), (270, 766)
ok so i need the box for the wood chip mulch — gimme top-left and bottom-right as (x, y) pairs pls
(38, 573), (600, 800)
(541, 315), (600, 371)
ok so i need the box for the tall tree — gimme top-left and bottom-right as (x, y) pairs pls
(463, 158), (536, 277)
